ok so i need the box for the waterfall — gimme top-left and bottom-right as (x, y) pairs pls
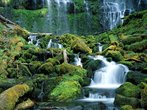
(46, 0), (71, 34)
(98, 43), (103, 52)
(47, 39), (63, 49)
(101, 0), (135, 30)
(35, 39), (40, 47)
(79, 55), (129, 109)
(84, 0), (92, 34)
(28, 35), (37, 44)
(73, 54), (83, 67)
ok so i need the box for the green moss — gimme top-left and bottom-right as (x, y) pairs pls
(141, 84), (147, 108)
(38, 62), (54, 74)
(0, 84), (30, 110)
(105, 50), (124, 62)
(60, 34), (92, 54)
(125, 39), (147, 52)
(120, 105), (133, 110)
(116, 82), (141, 98)
(50, 81), (81, 102)
(115, 94), (140, 108)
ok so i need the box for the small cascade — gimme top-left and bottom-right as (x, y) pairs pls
(47, 39), (63, 49)
(28, 35), (37, 44)
(101, 0), (135, 30)
(35, 39), (40, 47)
(73, 54), (83, 67)
(79, 55), (129, 109)
(98, 43), (103, 52)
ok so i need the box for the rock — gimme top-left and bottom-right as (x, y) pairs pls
(120, 105), (133, 110)
(38, 62), (54, 74)
(127, 71), (147, 84)
(105, 50), (124, 61)
(140, 83), (147, 108)
(60, 34), (92, 54)
(0, 84), (30, 110)
(115, 94), (140, 108)
(15, 99), (34, 110)
(50, 81), (81, 102)
(116, 82), (141, 98)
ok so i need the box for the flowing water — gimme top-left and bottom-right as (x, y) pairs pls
(98, 43), (103, 52)
(100, 0), (135, 30)
(28, 35), (37, 44)
(47, 39), (63, 49)
(73, 54), (83, 67)
(46, 0), (71, 35)
(79, 55), (129, 110)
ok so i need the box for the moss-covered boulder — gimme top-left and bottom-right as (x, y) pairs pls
(115, 94), (140, 108)
(105, 50), (124, 62)
(50, 80), (81, 102)
(38, 62), (54, 74)
(140, 83), (147, 108)
(0, 84), (30, 110)
(15, 98), (34, 110)
(116, 82), (141, 98)
(60, 34), (92, 54)
(120, 105), (133, 110)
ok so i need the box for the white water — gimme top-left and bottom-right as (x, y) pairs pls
(79, 55), (129, 107)
(46, 0), (71, 34)
(74, 54), (83, 67)
(47, 39), (63, 49)
(101, 0), (134, 30)
(28, 35), (37, 44)
(98, 43), (103, 52)
(84, 0), (92, 33)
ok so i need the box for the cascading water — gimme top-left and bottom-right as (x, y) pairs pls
(98, 43), (103, 52)
(100, 0), (135, 30)
(84, 0), (92, 34)
(46, 0), (71, 34)
(28, 35), (37, 44)
(47, 39), (63, 49)
(79, 55), (129, 109)
(73, 54), (83, 67)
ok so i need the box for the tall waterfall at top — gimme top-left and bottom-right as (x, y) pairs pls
(46, 0), (71, 35)
(100, 0), (135, 30)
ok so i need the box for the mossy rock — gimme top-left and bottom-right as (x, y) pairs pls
(120, 105), (133, 110)
(127, 71), (147, 84)
(60, 34), (92, 54)
(116, 82), (141, 98)
(140, 83), (147, 108)
(38, 62), (54, 74)
(115, 94), (140, 108)
(29, 61), (42, 74)
(0, 84), (30, 110)
(105, 50), (124, 62)
(59, 63), (86, 76)
(15, 98), (34, 110)
(50, 81), (81, 102)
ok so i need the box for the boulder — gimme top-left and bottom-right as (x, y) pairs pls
(115, 94), (140, 108)
(0, 84), (30, 110)
(116, 82), (141, 98)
